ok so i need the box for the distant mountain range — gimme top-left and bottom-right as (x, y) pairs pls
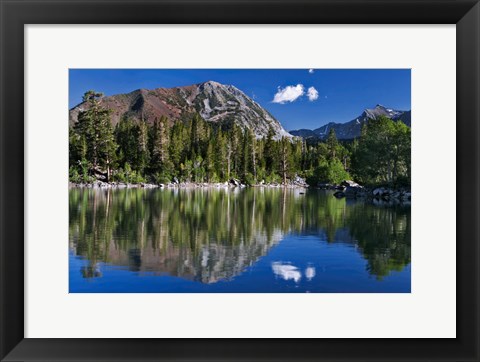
(69, 80), (291, 140)
(290, 105), (411, 140)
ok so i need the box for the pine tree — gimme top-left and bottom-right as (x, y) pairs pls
(213, 129), (227, 181)
(190, 113), (206, 156)
(205, 139), (216, 182)
(69, 126), (85, 167)
(226, 134), (232, 180)
(291, 138), (303, 176)
(264, 127), (277, 176)
(242, 130), (250, 179)
(229, 123), (242, 178)
(115, 117), (139, 169)
(250, 129), (257, 182)
(279, 136), (291, 184)
(169, 122), (186, 171)
(74, 90), (117, 181)
(326, 128), (339, 161)
(151, 116), (172, 175)
(137, 120), (150, 175)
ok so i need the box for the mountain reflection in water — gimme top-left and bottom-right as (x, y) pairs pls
(69, 187), (411, 293)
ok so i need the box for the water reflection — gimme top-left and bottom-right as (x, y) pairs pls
(272, 262), (302, 283)
(305, 266), (316, 281)
(69, 187), (410, 291)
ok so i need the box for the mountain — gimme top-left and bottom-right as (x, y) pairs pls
(395, 110), (411, 127)
(290, 105), (411, 140)
(69, 80), (292, 139)
(287, 129), (317, 139)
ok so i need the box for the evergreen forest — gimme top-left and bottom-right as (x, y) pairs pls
(69, 91), (411, 187)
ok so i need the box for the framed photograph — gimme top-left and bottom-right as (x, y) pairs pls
(1, 0), (478, 361)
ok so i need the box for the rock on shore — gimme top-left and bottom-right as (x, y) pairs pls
(69, 175), (310, 190)
(330, 180), (410, 205)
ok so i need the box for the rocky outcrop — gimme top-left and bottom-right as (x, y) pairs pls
(372, 187), (411, 203)
(328, 180), (410, 205)
(291, 175), (309, 188)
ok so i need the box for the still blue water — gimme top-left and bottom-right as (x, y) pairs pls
(69, 187), (411, 293)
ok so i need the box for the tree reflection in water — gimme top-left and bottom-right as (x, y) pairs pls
(69, 187), (410, 283)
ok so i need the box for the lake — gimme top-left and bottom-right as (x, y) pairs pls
(69, 187), (411, 293)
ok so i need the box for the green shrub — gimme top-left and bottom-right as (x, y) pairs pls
(209, 172), (220, 183)
(312, 159), (350, 185)
(243, 173), (256, 186)
(265, 173), (282, 184)
(153, 171), (172, 185)
(113, 163), (146, 184)
(69, 166), (81, 183)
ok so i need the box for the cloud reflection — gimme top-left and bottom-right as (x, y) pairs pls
(272, 262), (302, 283)
(305, 266), (316, 281)
(272, 262), (317, 283)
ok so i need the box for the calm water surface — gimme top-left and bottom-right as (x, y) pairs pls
(69, 187), (410, 293)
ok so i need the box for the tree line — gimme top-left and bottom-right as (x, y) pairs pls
(69, 90), (411, 187)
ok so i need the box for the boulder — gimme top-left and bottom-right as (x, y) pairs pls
(94, 181), (110, 188)
(229, 178), (240, 187)
(391, 192), (401, 200)
(293, 175), (309, 187)
(341, 180), (362, 189)
(373, 187), (385, 196)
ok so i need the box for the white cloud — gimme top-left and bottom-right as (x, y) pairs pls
(272, 84), (304, 104)
(307, 86), (319, 101)
(308, 69), (314, 74)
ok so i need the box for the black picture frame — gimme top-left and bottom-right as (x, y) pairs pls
(1, 0), (479, 361)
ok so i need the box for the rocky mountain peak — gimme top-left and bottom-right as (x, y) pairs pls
(290, 104), (411, 140)
(202, 80), (223, 87)
(69, 81), (292, 140)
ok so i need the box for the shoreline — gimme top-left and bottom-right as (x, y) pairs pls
(68, 180), (309, 190)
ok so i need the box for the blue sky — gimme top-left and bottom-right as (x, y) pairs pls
(69, 69), (410, 131)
